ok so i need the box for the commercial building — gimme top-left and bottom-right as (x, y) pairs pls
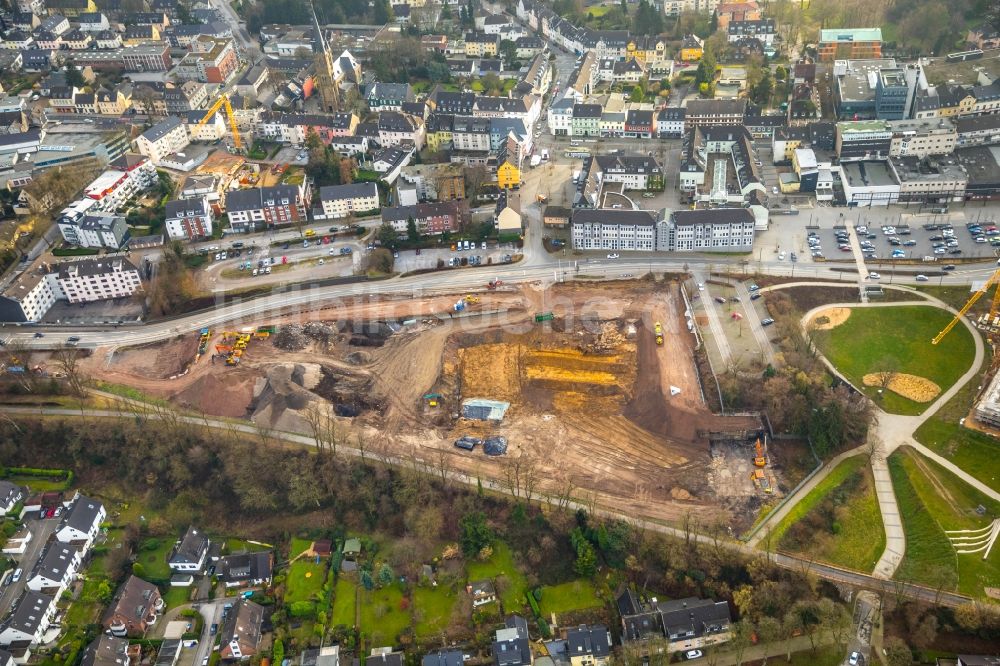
(315, 182), (379, 219)
(888, 118), (957, 158)
(890, 156), (968, 203)
(836, 120), (892, 161)
(664, 209), (755, 252)
(840, 160), (900, 206)
(571, 208), (657, 251)
(817, 28), (882, 61)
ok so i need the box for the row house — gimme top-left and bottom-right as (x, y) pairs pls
(425, 113), (454, 151)
(185, 109), (227, 141)
(377, 111), (425, 150)
(624, 109), (654, 139)
(571, 208), (657, 252)
(27, 542), (82, 597)
(380, 201), (462, 235)
(656, 108), (686, 138)
(224, 182), (311, 232)
(571, 104), (602, 137)
(366, 82), (413, 112)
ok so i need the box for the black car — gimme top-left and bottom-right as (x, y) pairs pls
(949, 249), (963, 254)
(750, 293), (762, 301)
(943, 264), (956, 271)
(454, 436), (481, 451)
(761, 318), (775, 326)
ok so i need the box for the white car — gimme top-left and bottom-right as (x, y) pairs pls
(849, 652), (860, 666)
(685, 651), (703, 660)
(778, 251), (785, 260)
(869, 272), (881, 280)
(607, 253), (620, 259)
(915, 274), (929, 281)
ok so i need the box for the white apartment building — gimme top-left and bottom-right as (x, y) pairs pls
(887, 118), (957, 158)
(316, 182), (379, 220)
(165, 196), (214, 240)
(56, 258), (142, 304)
(571, 209), (657, 251)
(135, 116), (190, 164)
(664, 209), (756, 252)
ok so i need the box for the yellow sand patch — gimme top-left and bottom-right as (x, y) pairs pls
(523, 365), (619, 385)
(812, 307), (852, 330)
(862, 373), (942, 402)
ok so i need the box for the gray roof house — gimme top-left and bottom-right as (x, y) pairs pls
(168, 526), (210, 572)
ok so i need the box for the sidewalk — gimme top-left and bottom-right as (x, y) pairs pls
(706, 631), (838, 666)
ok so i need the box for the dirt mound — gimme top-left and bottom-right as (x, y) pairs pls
(670, 487), (693, 500)
(811, 307), (851, 330)
(863, 373), (941, 402)
(345, 351), (371, 365)
(273, 325), (309, 351)
(105, 334), (200, 379)
(172, 371), (257, 417)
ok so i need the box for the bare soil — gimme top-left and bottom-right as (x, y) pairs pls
(81, 281), (776, 526)
(810, 307), (852, 330)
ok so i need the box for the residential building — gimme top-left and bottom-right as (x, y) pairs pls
(465, 32), (499, 57)
(121, 43), (172, 72)
(0, 482), (24, 516)
(0, 591), (57, 648)
(135, 116), (190, 164)
(164, 197), (214, 240)
(452, 115), (492, 152)
(302, 647), (340, 666)
(593, 154), (664, 190)
(966, 25), (1000, 50)
(566, 625), (612, 666)
(817, 28), (882, 61)
(371, 145), (413, 184)
(665, 209), (755, 252)
(955, 114), (1000, 148)
(58, 211), (129, 249)
(81, 636), (140, 666)
(377, 111), (425, 150)
(496, 139), (521, 189)
(493, 615), (532, 666)
(0, 267), (59, 323)
(714, 2), (761, 29)
(168, 526), (210, 572)
(217, 552), (273, 588)
(423, 652), (462, 666)
(684, 99), (747, 128)
(727, 19), (776, 45)
(469, 580), (497, 607)
(103, 576), (163, 637)
(617, 590), (733, 652)
(656, 108), (685, 138)
(888, 118), (957, 158)
(494, 190), (522, 234)
(315, 182), (379, 219)
(397, 163), (465, 202)
(380, 201), (462, 235)
(27, 542), (81, 596)
(56, 258), (142, 304)
(543, 205), (571, 228)
(571, 104), (602, 137)
(219, 600), (264, 661)
(224, 183), (311, 231)
(176, 36), (238, 84)
(571, 209), (657, 251)
(366, 83), (413, 112)
(56, 493), (105, 547)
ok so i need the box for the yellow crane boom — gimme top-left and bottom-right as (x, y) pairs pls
(198, 94), (242, 150)
(932, 269), (1000, 344)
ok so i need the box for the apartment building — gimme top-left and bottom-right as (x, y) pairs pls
(664, 209), (755, 252)
(315, 182), (379, 219)
(887, 118), (957, 158)
(817, 27), (882, 61)
(176, 36), (238, 84)
(164, 196), (214, 240)
(684, 99), (747, 128)
(135, 116), (190, 164)
(224, 183), (311, 231)
(58, 211), (129, 249)
(380, 201), (462, 235)
(571, 209), (657, 251)
(592, 154), (664, 190)
(57, 258), (142, 304)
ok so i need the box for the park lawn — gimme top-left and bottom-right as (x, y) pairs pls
(64, 577), (105, 627)
(812, 469), (884, 571)
(538, 580), (602, 616)
(810, 306), (975, 415)
(331, 577), (356, 627)
(358, 584), (411, 646)
(285, 559), (328, 604)
(136, 537), (174, 580)
(585, 4), (611, 16)
(413, 585), (460, 638)
(890, 448), (1000, 596)
(466, 542), (529, 612)
(765, 456), (866, 547)
(290, 537), (314, 558)
(163, 585), (192, 609)
(913, 354), (1000, 488)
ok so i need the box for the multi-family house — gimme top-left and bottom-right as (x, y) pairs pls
(56, 258), (143, 304)
(464, 31), (499, 57)
(135, 116), (190, 164)
(377, 111), (425, 149)
(168, 526), (210, 572)
(366, 83), (413, 112)
(56, 494), (105, 548)
(27, 542), (82, 596)
(224, 183), (311, 231)
(164, 196), (214, 240)
(380, 201), (462, 235)
(315, 182), (379, 220)
(571, 104), (602, 137)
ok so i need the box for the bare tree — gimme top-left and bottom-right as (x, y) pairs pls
(873, 356), (899, 394)
(53, 346), (89, 399)
(303, 401), (339, 456)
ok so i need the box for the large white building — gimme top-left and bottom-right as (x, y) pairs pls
(571, 209), (657, 251)
(315, 182), (379, 220)
(164, 196), (214, 240)
(135, 116), (190, 164)
(56, 258), (142, 304)
(664, 209), (756, 252)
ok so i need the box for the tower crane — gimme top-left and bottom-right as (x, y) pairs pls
(932, 269), (1000, 345)
(198, 93), (243, 151)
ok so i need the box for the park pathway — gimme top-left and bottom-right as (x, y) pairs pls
(747, 283), (991, 581)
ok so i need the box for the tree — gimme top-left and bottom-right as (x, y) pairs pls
(756, 617), (782, 666)
(373, 0), (393, 23)
(459, 511), (494, 556)
(406, 217), (420, 243)
(884, 637), (913, 666)
(573, 539), (597, 576)
(729, 620), (754, 666)
(53, 347), (88, 400)
(376, 222), (398, 248)
(873, 356), (899, 393)
(378, 562), (394, 587)
(132, 562), (146, 578)
(272, 639), (284, 666)
(361, 569), (374, 590)
(65, 63), (85, 88)
(817, 598), (851, 651)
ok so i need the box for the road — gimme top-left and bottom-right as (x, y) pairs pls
(0, 516), (58, 616)
(0, 396), (976, 609)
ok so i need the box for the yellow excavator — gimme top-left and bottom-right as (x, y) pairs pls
(932, 269), (1000, 345)
(198, 93), (243, 151)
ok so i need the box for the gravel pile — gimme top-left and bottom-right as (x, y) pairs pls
(304, 322), (336, 342)
(272, 324), (309, 351)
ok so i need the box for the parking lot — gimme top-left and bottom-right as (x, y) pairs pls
(392, 241), (520, 273)
(808, 220), (1000, 268)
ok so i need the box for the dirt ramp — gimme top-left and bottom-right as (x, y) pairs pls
(172, 371), (257, 418)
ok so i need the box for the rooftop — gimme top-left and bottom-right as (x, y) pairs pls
(842, 160), (897, 187)
(819, 27), (883, 43)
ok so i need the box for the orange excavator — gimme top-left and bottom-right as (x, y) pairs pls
(753, 437), (767, 467)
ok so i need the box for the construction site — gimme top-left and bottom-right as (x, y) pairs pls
(75, 280), (782, 529)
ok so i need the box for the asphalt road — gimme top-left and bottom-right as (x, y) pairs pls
(0, 516), (58, 616)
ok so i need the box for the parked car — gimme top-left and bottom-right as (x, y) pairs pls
(607, 253), (619, 259)
(849, 653), (860, 666)
(869, 272), (881, 280)
(714, 296), (726, 304)
(685, 651), (703, 660)
(454, 436), (481, 451)
(761, 318), (775, 326)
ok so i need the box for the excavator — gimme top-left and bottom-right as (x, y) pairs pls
(753, 437), (767, 467)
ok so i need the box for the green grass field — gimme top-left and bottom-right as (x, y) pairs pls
(766, 456), (867, 546)
(358, 584), (411, 646)
(136, 538), (174, 580)
(163, 585), (192, 609)
(810, 306), (975, 414)
(290, 537), (314, 558)
(538, 580), (603, 616)
(413, 585), (460, 638)
(285, 558), (327, 604)
(466, 542), (529, 613)
(890, 448), (1000, 597)
(331, 577), (356, 628)
(912, 354), (1000, 489)
(769, 456), (885, 571)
